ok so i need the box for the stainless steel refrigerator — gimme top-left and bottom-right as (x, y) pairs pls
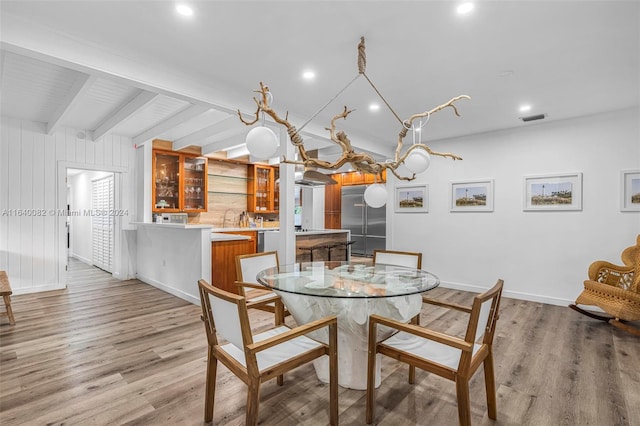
(341, 185), (386, 256)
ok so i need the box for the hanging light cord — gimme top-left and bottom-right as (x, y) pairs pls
(297, 36), (404, 132)
(297, 73), (361, 132)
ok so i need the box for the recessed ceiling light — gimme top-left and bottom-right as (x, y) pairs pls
(176, 4), (193, 17)
(369, 103), (380, 112)
(457, 2), (474, 14)
(302, 70), (316, 80)
(519, 105), (532, 113)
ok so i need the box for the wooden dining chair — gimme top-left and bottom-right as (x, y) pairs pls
(373, 249), (422, 269)
(198, 279), (339, 426)
(366, 279), (504, 426)
(235, 251), (288, 326)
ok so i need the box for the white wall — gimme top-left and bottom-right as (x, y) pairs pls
(0, 117), (138, 294)
(135, 224), (211, 304)
(387, 108), (640, 306)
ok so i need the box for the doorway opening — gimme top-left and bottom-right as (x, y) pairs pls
(66, 168), (116, 280)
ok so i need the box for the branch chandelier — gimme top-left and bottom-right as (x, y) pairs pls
(238, 37), (469, 183)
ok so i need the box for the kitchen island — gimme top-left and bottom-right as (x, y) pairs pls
(264, 229), (352, 262)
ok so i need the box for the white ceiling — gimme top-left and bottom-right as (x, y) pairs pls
(1, 1), (638, 161)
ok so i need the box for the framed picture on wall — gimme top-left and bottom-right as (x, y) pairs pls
(621, 170), (640, 212)
(450, 179), (494, 212)
(395, 184), (428, 213)
(523, 172), (582, 211)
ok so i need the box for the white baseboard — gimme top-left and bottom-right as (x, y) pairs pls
(135, 273), (200, 305)
(438, 280), (574, 307)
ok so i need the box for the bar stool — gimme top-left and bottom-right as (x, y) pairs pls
(298, 243), (328, 261)
(328, 241), (356, 261)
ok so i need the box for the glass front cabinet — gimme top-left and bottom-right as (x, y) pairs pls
(248, 164), (278, 213)
(152, 150), (208, 213)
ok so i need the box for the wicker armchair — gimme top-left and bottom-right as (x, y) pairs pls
(569, 234), (640, 336)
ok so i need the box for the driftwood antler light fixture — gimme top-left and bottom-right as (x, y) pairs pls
(238, 37), (469, 182)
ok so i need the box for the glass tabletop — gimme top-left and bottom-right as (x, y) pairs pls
(256, 261), (440, 298)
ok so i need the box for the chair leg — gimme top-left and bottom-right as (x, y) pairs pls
(483, 353), (498, 420)
(245, 379), (261, 426)
(455, 379), (472, 426)
(204, 346), (217, 423)
(3, 295), (15, 325)
(365, 327), (377, 424)
(329, 322), (339, 426)
(275, 299), (285, 386)
(408, 314), (420, 383)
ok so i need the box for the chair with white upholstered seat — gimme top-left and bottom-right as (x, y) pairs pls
(235, 251), (288, 326)
(373, 249), (422, 269)
(198, 279), (338, 426)
(366, 279), (504, 426)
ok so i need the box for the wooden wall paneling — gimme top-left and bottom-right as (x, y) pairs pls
(32, 131), (46, 287)
(65, 127), (76, 163)
(6, 120), (22, 288)
(0, 118), (138, 292)
(76, 130), (86, 164)
(20, 122), (34, 289)
(103, 135), (113, 166)
(43, 132), (57, 285)
(0, 118), (9, 272)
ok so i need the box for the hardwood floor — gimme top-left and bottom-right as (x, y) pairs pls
(1, 259), (638, 425)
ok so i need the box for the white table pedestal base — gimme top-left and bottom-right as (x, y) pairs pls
(275, 291), (422, 390)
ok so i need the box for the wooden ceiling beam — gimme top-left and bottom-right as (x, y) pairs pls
(132, 104), (210, 146)
(90, 90), (158, 141)
(46, 73), (96, 135)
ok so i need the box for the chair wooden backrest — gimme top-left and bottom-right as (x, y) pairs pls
(200, 280), (250, 351)
(366, 279), (504, 426)
(236, 251), (279, 284)
(373, 249), (422, 269)
(197, 279), (339, 425)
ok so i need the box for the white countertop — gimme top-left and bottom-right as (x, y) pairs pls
(208, 227), (280, 232)
(131, 222), (213, 229)
(295, 229), (350, 236)
(211, 232), (251, 242)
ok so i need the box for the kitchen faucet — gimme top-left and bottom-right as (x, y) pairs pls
(222, 209), (236, 228)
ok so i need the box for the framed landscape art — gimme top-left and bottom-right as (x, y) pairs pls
(523, 172), (582, 211)
(621, 170), (640, 212)
(395, 184), (428, 213)
(450, 179), (494, 212)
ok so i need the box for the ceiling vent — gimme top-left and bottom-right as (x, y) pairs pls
(520, 113), (547, 122)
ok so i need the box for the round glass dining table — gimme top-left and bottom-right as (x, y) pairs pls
(257, 261), (440, 390)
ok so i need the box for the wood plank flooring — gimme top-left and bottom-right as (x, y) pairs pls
(1, 259), (638, 425)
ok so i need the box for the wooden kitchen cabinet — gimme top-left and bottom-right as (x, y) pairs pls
(247, 164), (277, 213)
(152, 149), (208, 213)
(324, 173), (342, 229)
(211, 231), (257, 294)
(340, 170), (386, 186)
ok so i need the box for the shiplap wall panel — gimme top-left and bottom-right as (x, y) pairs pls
(43, 130), (56, 286)
(7, 119), (22, 288)
(0, 115), (8, 270)
(0, 117), (137, 293)
(32, 130), (46, 287)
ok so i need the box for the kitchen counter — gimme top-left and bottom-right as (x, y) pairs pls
(208, 227), (279, 232)
(211, 232), (251, 242)
(294, 229), (350, 236)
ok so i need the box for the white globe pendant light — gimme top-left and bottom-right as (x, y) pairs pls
(364, 183), (387, 208)
(404, 149), (431, 174)
(246, 126), (279, 159)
